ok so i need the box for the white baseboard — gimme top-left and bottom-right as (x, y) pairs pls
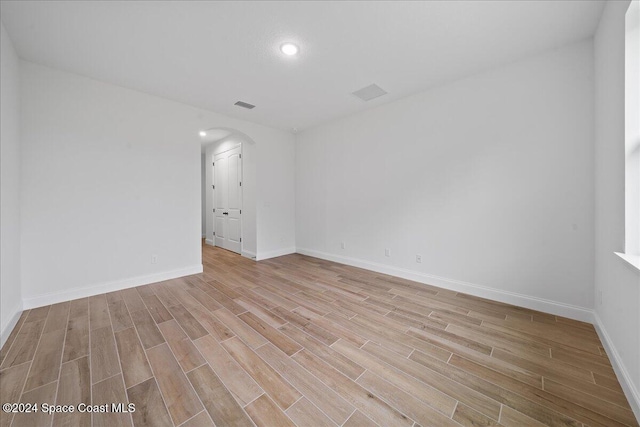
(295, 247), (594, 322)
(242, 250), (257, 259)
(256, 247), (296, 261)
(22, 264), (203, 309)
(205, 239), (214, 247)
(593, 313), (640, 421)
(1, 305), (24, 349)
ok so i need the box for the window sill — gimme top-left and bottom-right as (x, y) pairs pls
(615, 252), (640, 272)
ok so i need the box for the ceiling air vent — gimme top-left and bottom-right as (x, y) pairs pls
(352, 84), (388, 102)
(234, 101), (256, 109)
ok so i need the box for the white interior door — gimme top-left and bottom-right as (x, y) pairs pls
(213, 146), (242, 254)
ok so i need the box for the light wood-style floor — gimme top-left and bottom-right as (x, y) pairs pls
(1, 244), (637, 427)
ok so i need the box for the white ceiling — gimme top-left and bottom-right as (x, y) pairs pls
(1, 1), (605, 131)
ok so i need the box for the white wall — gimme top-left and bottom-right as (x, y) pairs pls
(201, 153), (206, 237)
(0, 23), (22, 345)
(257, 136), (296, 259)
(19, 61), (295, 307)
(296, 40), (595, 317)
(204, 134), (258, 258)
(594, 0), (640, 418)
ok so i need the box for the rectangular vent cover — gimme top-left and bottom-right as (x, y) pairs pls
(234, 101), (256, 109)
(352, 84), (388, 102)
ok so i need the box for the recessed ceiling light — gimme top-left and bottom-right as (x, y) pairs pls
(280, 43), (299, 56)
(199, 131), (207, 137)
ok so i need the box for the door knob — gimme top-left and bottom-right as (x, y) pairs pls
(223, 212), (229, 215)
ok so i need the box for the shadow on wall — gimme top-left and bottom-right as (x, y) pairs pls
(201, 127), (258, 259)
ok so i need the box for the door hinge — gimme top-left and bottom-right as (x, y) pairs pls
(240, 210), (241, 214)
(239, 182), (242, 187)
(212, 162), (215, 166)
(213, 231), (215, 236)
(212, 185), (215, 189)
(213, 208), (215, 213)
(239, 154), (242, 159)
(240, 237), (242, 242)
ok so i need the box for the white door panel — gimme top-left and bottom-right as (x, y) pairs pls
(213, 146), (242, 254)
(228, 153), (240, 210)
(215, 157), (227, 209)
(214, 210), (225, 247)
(228, 217), (241, 244)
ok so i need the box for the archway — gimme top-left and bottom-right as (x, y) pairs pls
(200, 127), (257, 259)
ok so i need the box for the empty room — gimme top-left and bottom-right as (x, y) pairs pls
(1, 1), (639, 426)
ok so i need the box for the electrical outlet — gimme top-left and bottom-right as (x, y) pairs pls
(416, 254), (422, 263)
(385, 248), (391, 257)
(151, 254), (158, 265)
(341, 242), (346, 249)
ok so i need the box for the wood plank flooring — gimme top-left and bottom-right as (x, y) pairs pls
(1, 243), (637, 427)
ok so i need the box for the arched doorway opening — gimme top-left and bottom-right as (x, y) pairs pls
(200, 128), (257, 259)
